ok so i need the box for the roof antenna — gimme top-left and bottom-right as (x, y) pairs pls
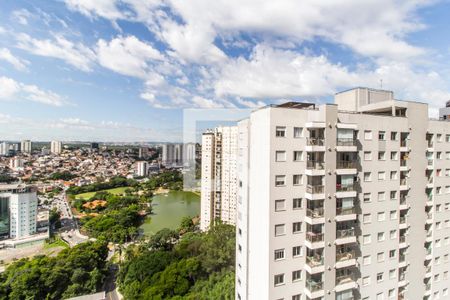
(380, 79), (383, 89)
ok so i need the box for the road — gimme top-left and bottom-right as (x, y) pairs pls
(104, 264), (121, 300)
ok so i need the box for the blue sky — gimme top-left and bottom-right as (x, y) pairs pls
(1, 0), (450, 142)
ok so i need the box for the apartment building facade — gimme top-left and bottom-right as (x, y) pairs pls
(236, 88), (450, 300)
(200, 126), (238, 231)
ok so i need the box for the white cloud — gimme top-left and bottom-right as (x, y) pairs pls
(64, 0), (125, 20)
(11, 9), (32, 25)
(0, 48), (29, 71)
(0, 76), (67, 106)
(16, 33), (95, 71)
(96, 35), (164, 78)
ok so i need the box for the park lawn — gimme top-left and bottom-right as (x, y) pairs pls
(44, 237), (69, 249)
(75, 187), (129, 200)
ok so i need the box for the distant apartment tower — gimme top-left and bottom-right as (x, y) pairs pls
(21, 140), (32, 153)
(184, 143), (197, 163)
(236, 88), (450, 300)
(9, 157), (24, 171)
(50, 141), (62, 154)
(136, 161), (148, 177)
(0, 142), (8, 156)
(0, 184), (38, 239)
(200, 126), (238, 231)
(162, 143), (183, 166)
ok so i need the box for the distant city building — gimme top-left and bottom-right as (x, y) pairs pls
(21, 140), (32, 153)
(0, 184), (38, 240)
(0, 142), (18, 156)
(139, 147), (149, 159)
(9, 157), (24, 171)
(183, 143), (197, 163)
(136, 161), (148, 177)
(41, 147), (50, 155)
(200, 126), (238, 231)
(162, 143), (183, 166)
(0, 142), (8, 156)
(50, 141), (62, 154)
(90, 142), (99, 150)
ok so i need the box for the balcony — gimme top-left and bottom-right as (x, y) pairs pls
(306, 232), (324, 243)
(400, 159), (407, 167)
(336, 161), (357, 169)
(307, 160), (325, 170)
(336, 183), (356, 192)
(335, 249), (357, 269)
(306, 184), (324, 195)
(306, 279), (323, 293)
(307, 138), (324, 146)
(399, 255), (406, 263)
(400, 178), (407, 186)
(336, 206), (356, 216)
(400, 140), (407, 147)
(336, 228), (356, 245)
(335, 273), (357, 292)
(306, 207), (325, 225)
(336, 138), (356, 146)
(306, 255), (324, 268)
(399, 235), (406, 244)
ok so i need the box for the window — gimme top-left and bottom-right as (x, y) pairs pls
(377, 232), (385, 242)
(292, 222), (302, 233)
(434, 274), (440, 282)
(390, 210), (397, 220)
(390, 191), (397, 201)
(378, 151), (386, 160)
(377, 252), (385, 262)
(275, 199), (286, 212)
(274, 274), (285, 286)
(363, 213), (372, 224)
(364, 151), (372, 160)
(363, 234), (371, 245)
(377, 272), (384, 282)
(447, 152), (450, 160)
(446, 135), (450, 142)
(293, 127), (303, 138)
(364, 130), (372, 140)
(390, 151), (398, 160)
(391, 132), (398, 141)
(292, 246), (302, 257)
(293, 151), (303, 161)
(363, 255), (371, 265)
(378, 172), (385, 181)
(377, 293), (384, 300)
(390, 171), (397, 180)
(389, 269), (396, 279)
(362, 276), (370, 286)
(363, 193), (371, 203)
(275, 224), (286, 236)
(388, 289), (395, 298)
(437, 134), (443, 142)
(379, 131), (386, 140)
(292, 270), (302, 282)
(275, 175), (286, 186)
(293, 198), (302, 209)
(389, 250), (396, 258)
(274, 249), (285, 260)
(275, 151), (286, 162)
(364, 172), (372, 182)
(436, 239), (441, 247)
(276, 127), (286, 137)
(437, 152), (442, 159)
(378, 191), (385, 201)
(377, 212), (385, 221)
(293, 174), (302, 185)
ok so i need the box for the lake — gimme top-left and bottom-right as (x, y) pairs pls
(140, 190), (200, 236)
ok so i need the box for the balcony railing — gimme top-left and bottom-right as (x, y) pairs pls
(426, 248), (432, 255)
(400, 140), (407, 147)
(306, 208), (324, 218)
(306, 160), (325, 170)
(336, 138), (356, 146)
(400, 197), (406, 205)
(400, 178), (407, 186)
(306, 255), (324, 267)
(427, 213), (433, 220)
(306, 232), (324, 243)
(336, 161), (356, 169)
(425, 283), (431, 291)
(399, 255), (406, 263)
(336, 249), (356, 262)
(425, 265), (431, 273)
(427, 159), (433, 166)
(399, 236), (406, 243)
(336, 206), (356, 216)
(336, 274), (354, 285)
(336, 183), (356, 192)
(306, 279), (323, 292)
(336, 228), (355, 239)
(307, 185), (324, 194)
(427, 141), (433, 148)
(399, 216), (406, 224)
(400, 160), (407, 167)
(307, 138), (324, 146)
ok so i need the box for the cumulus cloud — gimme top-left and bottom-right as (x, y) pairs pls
(16, 33), (96, 71)
(96, 35), (164, 78)
(0, 76), (67, 106)
(0, 48), (29, 71)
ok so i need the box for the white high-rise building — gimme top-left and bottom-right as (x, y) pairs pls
(0, 184), (38, 239)
(21, 140), (32, 153)
(162, 143), (183, 166)
(0, 142), (9, 156)
(200, 126), (238, 231)
(136, 161), (148, 177)
(236, 88), (450, 300)
(50, 141), (62, 154)
(9, 158), (24, 171)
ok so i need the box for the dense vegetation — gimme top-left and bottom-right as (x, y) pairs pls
(0, 174), (16, 183)
(0, 241), (108, 299)
(118, 222), (235, 299)
(67, 176), (137, 195)
(78, 193), (151, 243)
(143, 170), (183, 191)
(49, 171), (77, 181)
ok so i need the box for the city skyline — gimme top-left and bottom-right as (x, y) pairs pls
(2, 1), (450, 142)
